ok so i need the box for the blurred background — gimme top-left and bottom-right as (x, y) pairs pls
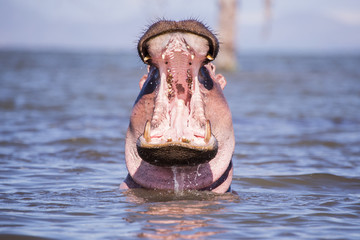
(1, 0), (360, 54)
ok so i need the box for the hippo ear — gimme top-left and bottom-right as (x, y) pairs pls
(207, 63), (227, 90)
(215, 74), (227, 90)
(139, 66), (151, 89)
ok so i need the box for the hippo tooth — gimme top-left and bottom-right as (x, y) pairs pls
(143, 56), (151, 63)
(181, 137), (190, 143)
(206, 54), (214, 61)
(191, 54), (195, 60)
(144, 120), (151, 142)
(205, 120), (211, 144)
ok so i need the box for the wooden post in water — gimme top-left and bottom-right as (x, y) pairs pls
(262, 0), (272, 39)
(217, 0), (237, 71)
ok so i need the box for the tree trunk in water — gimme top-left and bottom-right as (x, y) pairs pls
(217, 0), (237, 71)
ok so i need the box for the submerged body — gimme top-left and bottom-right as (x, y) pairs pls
(121, 20), (234, 193)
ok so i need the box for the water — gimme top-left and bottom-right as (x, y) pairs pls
(1, 50), (360, 239)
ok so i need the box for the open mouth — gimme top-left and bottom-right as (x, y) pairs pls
(137, 119), (218, 167)
(136, 32), (218, 167)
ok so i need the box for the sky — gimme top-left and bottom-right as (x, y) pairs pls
(1, 0), (360, 53)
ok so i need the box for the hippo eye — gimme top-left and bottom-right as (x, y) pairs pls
(198, 66), (214, 90)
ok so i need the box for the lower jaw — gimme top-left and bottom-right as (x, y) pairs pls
(136, 136), (218, 167)
(199, 161), (233, 192)
(123, 161), (233, 193)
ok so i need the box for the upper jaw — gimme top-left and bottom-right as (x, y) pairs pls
(146, 32), (210, 65)
(137, 20), (219, 64)
(136, 32), (218, 167)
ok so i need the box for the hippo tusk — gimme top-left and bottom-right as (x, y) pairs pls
(206, 54), (214, 61)
(144, 120), (151, 143)
(205, 120), (211, 144)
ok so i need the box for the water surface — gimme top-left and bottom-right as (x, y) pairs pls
(0, 51), (360, 239)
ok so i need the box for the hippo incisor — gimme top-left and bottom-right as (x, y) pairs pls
(120, 20), (235, 193)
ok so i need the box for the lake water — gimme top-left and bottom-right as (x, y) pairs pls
(0, 50), (360, 239)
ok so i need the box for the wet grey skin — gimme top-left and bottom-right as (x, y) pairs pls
(122, 20), (235, 193)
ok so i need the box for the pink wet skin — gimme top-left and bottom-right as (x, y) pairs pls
(120, 20), (235, 193)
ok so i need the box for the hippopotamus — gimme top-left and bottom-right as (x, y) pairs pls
(120, 20), (235, 193)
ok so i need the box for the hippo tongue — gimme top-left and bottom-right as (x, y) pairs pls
(170, 99), (189, 139)
(136, 32), (218, 167)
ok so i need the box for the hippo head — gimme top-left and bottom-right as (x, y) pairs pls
(122, 20), (235, 193)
